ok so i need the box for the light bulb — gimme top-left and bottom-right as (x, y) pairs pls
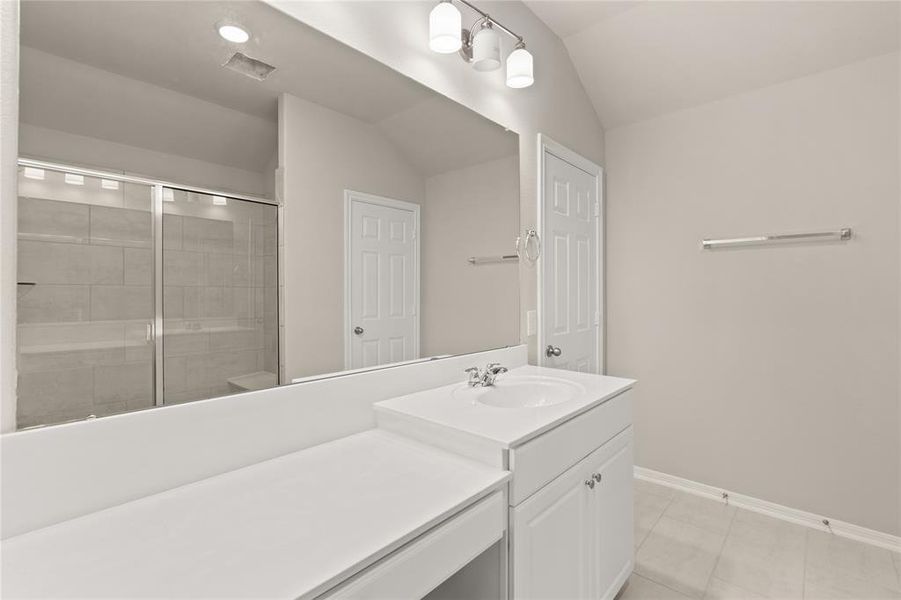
(23, 167), (44, 180)
(429, 2), (462, 54)
(218, 24), (250, 44)
(506, 45), (534, 88)
(471, 23), (501, 72)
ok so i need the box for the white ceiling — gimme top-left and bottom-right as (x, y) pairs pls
(525, 1), (901, 128)
(20, 1), (516, 177)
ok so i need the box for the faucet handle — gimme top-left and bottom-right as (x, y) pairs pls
(464, 367), (482, 386)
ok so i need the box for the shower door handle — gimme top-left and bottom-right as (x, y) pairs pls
(145, 323), (154, 343)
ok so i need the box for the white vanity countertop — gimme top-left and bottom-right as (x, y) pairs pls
(375, 365), (635, 448)
(1, 430), (510, 599)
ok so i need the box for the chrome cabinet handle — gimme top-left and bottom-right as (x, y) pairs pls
(584, 479), (596, 490)
(353, 326), (364, 335)
(593, 473), (602, 483)
(546, 345), (562, 357)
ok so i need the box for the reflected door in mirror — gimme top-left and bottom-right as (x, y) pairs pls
(347, 191), (419, 369)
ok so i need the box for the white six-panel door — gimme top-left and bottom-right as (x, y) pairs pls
(345, 191), (419, 370)
(540, 144), (601, 374)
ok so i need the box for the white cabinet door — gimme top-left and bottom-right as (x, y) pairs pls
(512, 469), (593, 599)
(593, 440), (634, 600)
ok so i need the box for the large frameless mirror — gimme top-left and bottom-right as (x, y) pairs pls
(12, 0), (520, 429)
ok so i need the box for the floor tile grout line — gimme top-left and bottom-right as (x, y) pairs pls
(635, 487), (678, 551)
(699, 503), (738, 598)
(632, 572), (695, 599)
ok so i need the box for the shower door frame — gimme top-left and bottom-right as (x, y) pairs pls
(17, 158), (281, 410)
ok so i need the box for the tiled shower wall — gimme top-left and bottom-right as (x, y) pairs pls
(162, 189), (278, 404)
(17, 177), (156, 428)
(16, 169), (277, 429)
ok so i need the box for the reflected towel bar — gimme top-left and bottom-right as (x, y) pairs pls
(468, 254), (519, 265)
(701, 228), (852, 250)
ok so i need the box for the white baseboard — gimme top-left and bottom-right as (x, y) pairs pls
(634, 466), (901, 554)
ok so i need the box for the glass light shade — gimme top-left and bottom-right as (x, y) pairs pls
(471, 25), (501, 71)
(506, 47), (534, 88)
(429, 2), (462, 54)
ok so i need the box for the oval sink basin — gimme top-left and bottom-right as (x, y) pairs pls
(452, 375), (583, 408)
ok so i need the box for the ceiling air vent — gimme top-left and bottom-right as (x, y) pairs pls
(223, 52), (276, 81)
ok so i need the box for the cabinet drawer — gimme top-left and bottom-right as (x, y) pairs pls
(509, 390), (631, 505)
(319, 490), (505, 599)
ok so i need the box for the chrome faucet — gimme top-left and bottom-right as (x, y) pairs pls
(464, 363), (508, 387)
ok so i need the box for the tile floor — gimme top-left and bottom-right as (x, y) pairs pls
(621, 480), (901, 600)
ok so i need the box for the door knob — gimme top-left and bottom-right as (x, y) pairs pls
(584, 479), (596, 490)
(353, 326), (364, 335)
(546, 345), (562, 357)
(593, 473), (602, 483)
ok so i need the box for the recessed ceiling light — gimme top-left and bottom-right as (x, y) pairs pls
(218, 24), (250, 44)
(64, 173), (84, 186)
(23, 167), (44, 180)
(212, 195), (228, 206)
(101, 179), (119, 190)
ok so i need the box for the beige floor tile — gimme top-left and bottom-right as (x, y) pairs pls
(636, 516), (726, 598)
(713, 510), (806, 598)
(663, 492), (737, 535)
(620, 574), (694, 600)
(636, 491), (673, 549)
(704, 577), (767, 600)
(636, 479), (676, 500)
(805, 566), (901, 600)
(806, 530), (901, 592)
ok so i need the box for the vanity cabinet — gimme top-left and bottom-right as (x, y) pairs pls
(512, 428), (633, 600)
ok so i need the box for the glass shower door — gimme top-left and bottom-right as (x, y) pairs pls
(160, 188), (278, 404)
(16, 165), (155, 428)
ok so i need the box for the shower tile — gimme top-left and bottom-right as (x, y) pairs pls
(17, 367), (94, 421)
(203, 287), (235, 318)
(123, 248), (152, 285)
(164, 250), (203, 286)
(90, 286), (152, 320)
(164, 356), (187, 392)
(164, 286), (185, 319)
(94, 362), (152, 406)
(90, 206), (151, 248)
(18, 347), (124, 373)
(204, 253), (234, 286)
(123, 183), (154, 211)
(19, 240), (123, 285)
(183, 216), (233, 254)
(163, 214), (183, 250)
(210, 328), (262, 351)
(18, 197), (90, 244)
(164, 331), (210, 356)
(18, 285), (91, 323)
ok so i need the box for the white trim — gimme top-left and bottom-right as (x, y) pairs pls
(634, 466), (901, 553)
(536, 134), (605, 374)
(343, 190), (421, 370)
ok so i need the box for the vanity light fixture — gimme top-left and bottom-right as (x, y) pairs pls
(212, 195), (228, 206)
(100, 179), (119, 190)
(428, 0), (534, 88)
(218, 23), (250, 44)
(22, 167), (44, 180)
(64, 173), (84, 186)
(429, 1), (462, 53)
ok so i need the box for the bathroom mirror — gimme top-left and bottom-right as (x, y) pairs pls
(13, 0), (520, 429)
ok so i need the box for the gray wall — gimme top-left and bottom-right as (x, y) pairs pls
(279, 93), (426, 380)
(606, 52), (900, 534)
(422, 156), (520, 357)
